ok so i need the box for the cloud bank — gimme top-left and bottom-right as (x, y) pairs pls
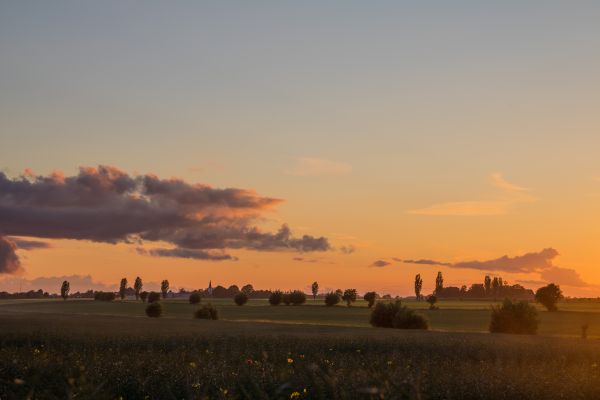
(0, 166), (331, 273)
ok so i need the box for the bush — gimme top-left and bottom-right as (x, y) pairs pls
(234, 292), (249, 306)
(148, 292), (161, 303)
(392, 307), (428, 329)
(489, 299), (538, 335)
(427, 294), (438, 310)
(324, 292), (341, 306)
(363, 291), (378, 308)
(140, 291), (148, 303)
(342, 289), (358, 307)
(370, 301), (402, 328)
(194, 303), (219, 320)
(282, 292), (292, 305)
(535, 283), (563, 312)
(289, 290), (307, 305)
(145, 302), (162, 318)
(189, 291), (201, 305)
(268, 290), (283, 306)
(94, 291), (116, 302)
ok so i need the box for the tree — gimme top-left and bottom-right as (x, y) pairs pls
(134, 277), (143, 300)
(535, 283), (563, 312)
(342, 288), (357, 307)
(363, 291), (378, 308)
(335, 289), (343, 298)
(189, 291), (201, 304)
(311, 281), (319, 300)
(414, 274), (423, 300)
(234, 292), (249, 306)
(194, 304), (219, 320)
(324, 292), (341, 306)
(160, 280), (169, 299)
(427, 294), (438, 310)
(60, 281), (70, 300)
(492, 277), (500, 299)
(484, 275), (492, 295)
(269, 290), (283, 305)
(241, 284), (254, 296)
(289, 290), (307, 305)
(148, 291), (161, 303)
(140, 291), (148, 303)
(435, 272), (444, 295)
(119, 278), (128, 300)
(489, 299), (538, 334)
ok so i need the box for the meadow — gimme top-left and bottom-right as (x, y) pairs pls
(1, 298), (600, 399)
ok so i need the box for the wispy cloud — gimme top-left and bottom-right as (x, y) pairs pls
(370, 259), (391, 268)
(409, 173), (536, 216)
(285, 157), (352, 177)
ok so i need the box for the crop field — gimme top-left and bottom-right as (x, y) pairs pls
(1, 299), (600, 399)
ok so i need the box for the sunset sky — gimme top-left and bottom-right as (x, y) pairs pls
(1, 1), (599, 296)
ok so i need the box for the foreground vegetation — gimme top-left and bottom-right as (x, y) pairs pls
(1, 312), (600, 399)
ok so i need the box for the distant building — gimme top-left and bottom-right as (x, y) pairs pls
(207, 280), (213, 297)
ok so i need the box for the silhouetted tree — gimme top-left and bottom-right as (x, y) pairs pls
(119, 278), (128, 300)
(492, 277), (500, 299)
(269, 290), (283, 305)
(148, 291), (161, 303)
(189, 291), (201, 304)
(342, 288), (357, 307)
(241, 284), (254, 295)
(490, 299), (538, 334)
(311, 281), (319, 300)
(140, 291), (148, 303)
(427, 294), (438, 310)
(234, 292), (249, 306)
(484, 275), (492, 295)
(370, 300), (427, 329)
(325, 292), (341, 306)
(60, 281), (70, 300)
(435, 272), (444, 295)
(363, 291), (378, 308)
(414, 274), (423, 300)
(289, 290), (307, 305)
(160, 280), (169, 299)
(535, 283), (563, 311)
(134, 276), (143, 300)
(145, 302), (162, 318)
(194, 304), (218, 320)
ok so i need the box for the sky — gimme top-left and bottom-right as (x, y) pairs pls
(1, 1), (599, 296)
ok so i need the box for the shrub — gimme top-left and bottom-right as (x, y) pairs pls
(148, 292), (161, 303)
(234, 292), (249, 306)
(289, 290), (307, 305)
(370, 301), (402, 328)
(324, 292), (341, 306)
(269, 290), (283, 306)
(189, 291), (201, 305)
(392, 307), (428, 329)
(342, 289), (358, 307)
(535, 283), (563, 312)
(145, 302), (162, 318)
(427, 295), (438, 310)
(363, 291), (378, 308)
(194, 303), (219, 320)
(489, 299), (538, 334)
(282, 292), (292, 305)
(140, 291), (148, 303)
(94, 291), (116, 302)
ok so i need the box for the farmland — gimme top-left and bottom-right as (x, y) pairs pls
(1, 299), (600, 399)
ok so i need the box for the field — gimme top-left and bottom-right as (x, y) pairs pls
(1, 298), (600, 399)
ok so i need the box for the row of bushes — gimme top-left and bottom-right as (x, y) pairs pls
(145, 302), (219, 320)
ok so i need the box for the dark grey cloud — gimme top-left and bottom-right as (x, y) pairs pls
(136, 247), (236, 261)
(8, 237), (51, 250)
(0, 166), (330, 272)
(401, 259), (452, 267)
(371, 259), (391, 268)
(0, 236), (20, 274)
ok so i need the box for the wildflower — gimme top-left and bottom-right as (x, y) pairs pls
(387, 360), (393, 366)
(246, 359), (253, 365)
(592, 363), (598, 368)
(290, 391), (301, 399)
(192, 383), (201, 389)
(189, 362), (197, 368)
(287, 358), (294, 364)
(13, 378), (25, 385)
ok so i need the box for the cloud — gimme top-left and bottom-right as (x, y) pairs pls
(402, 248), (593, 288)
(292, 257), (318, 263)
(0, 166), (330, 273)
(0, 236), (21, 274)
(370, 259), (391, 268)
(136, 247), (236, 261)
(409, 173), (535, 216)
(8, 237), (52, 250)
(0, 274), (115, 293)
(285, 157), (352, 177)
(340, 245), (355, 254)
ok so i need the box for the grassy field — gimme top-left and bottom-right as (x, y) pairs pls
(1, 298), (600, 399)
(1, 298), (599, 337)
